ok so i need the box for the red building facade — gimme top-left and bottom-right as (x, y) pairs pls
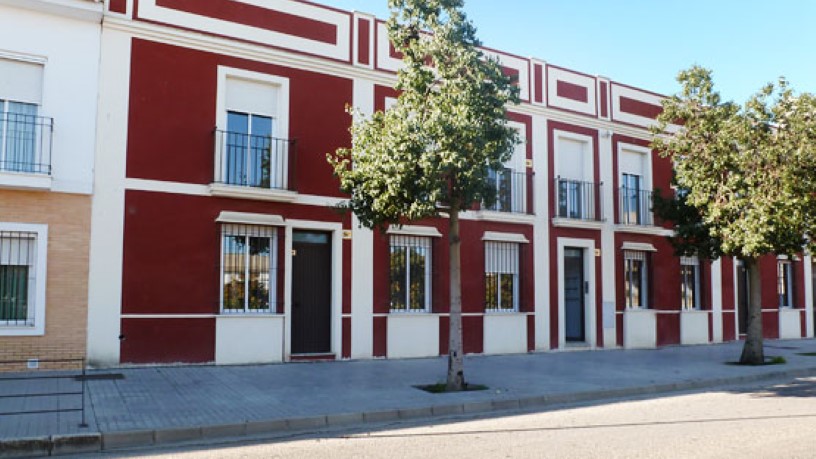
(85, 0), (815, 366)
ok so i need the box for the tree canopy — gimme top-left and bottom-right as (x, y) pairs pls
(328, 0), (520, 228)
(328, 0), (520, 390)
(651, 66), (816, 364)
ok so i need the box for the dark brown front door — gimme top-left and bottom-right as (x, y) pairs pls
(564, 248), (585, 342)
(291, 231), (332, 354)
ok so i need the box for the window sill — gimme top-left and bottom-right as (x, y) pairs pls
(469, 210), (535, 225)
(219, 311), (283, 318)
(485, 309), (522, 315)
(0, 324), (44, 336)
(210, 183), (297, 202)
(614, 224), (672, 236)
(552, 217), (605, 230)
(389, 310), (431, 315)
(0, 171), (52, 192)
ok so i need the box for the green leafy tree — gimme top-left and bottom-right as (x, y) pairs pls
(652, 66), (816, 364)
(328, 0), (519, 390)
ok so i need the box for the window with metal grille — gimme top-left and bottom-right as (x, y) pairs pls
(220, 224), (280, 314)
(680, 256), (701, 310)
(777, 260), (794, 308)
(624, 250), (648, 308)
(485, 242), (519, 312)
(0, 231), (36, 326)
(390, 235), (432, 312)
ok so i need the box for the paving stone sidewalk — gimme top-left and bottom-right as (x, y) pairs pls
(3, 339), (816, 455)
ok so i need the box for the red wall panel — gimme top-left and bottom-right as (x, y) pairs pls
(127, 39), (352, 197)
(121, 318), (215, 363)
(656, 313), (680, 346)
(122, 190), (346, 315)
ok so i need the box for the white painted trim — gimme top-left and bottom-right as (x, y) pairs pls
(284, 219), (344, 361)
(482, 231), (529, 244)
(386, 224), (442, 238)
(0, 222), (47, 336)
(0, 0), (103, 22)
(121, 314), (218, 319)
(614, 225), (673, 236)
(805, 255), (814, 338)
(711, 259), (723, 342)
(125, 178), (209, 196)
(465, 211), (536, 225)
(556, 237), (597, 350)
(0, 172), (52, 191)
(547, 66), (596, 116)
(86, 27), (131, 366)
(551, 218), (604, 231)
(138, 0), (351, 62)
(532, 114), (550, 350)
(209, 183), (298, 203)
(352, 12), (375, 70)
(621, 242), (657, 252)
(215, 211), (284, 226)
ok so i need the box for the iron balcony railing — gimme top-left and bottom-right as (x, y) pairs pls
(0, 113), (53, 175)
(554, 177), (603, 221)
(618, 186), (654, 226)
(483, 169), (534, 215)
(214, 130), (296, 191)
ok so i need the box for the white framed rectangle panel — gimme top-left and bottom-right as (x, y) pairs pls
(353, 12), (375, 69)
(387, 314), (439, 358)
(375, 21), (401, 72)
(617, 142), (654, 192)
(283, 219), (344, 360)
(483, 314), (527, 354)
(547, 65), (597, 116)
(482, 50), (530, 102)
(0, 222), (48, 336)
(553, 129), (594, 183)
(610, 83), (665, 129)
(215, 315), (284, 364)
(137, 0), (351, 62)
(556, 237), (597, 349)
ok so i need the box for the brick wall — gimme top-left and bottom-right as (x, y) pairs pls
(0, 190), (91, 368)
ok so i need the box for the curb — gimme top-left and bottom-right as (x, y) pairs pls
(3, 366), (816, 455)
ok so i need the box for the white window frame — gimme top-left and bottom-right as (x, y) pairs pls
(0, 222), (47, 336)
(680, 256), (701, 310)
(389, 235), (432, 313)
(215, 67), (290, 188)
(219, 224), (279, 315)
(484, 241), (520, 312)
(624, 250), (649, 309)
(778, 259), (794, 308)
(618, 143), (653, 225)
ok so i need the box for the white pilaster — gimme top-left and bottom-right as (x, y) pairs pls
(532, 114), (550, 350)
(86, 28), (131, 366)
(711, 258), (723, 342)
(598, 129), (617, 347)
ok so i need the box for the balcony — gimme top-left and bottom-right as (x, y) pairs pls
(618, 186), (653, 226)
(211, 129), (297, 202)
(0, 112), (53, 176)
(554, 177), (603, 221)
(482, 169), (533, 215)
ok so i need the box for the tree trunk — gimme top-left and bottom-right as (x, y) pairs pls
(739, 257), (765, 365)
(446, 199), (465, 391)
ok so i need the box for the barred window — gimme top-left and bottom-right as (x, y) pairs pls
(680, 256), (701, 310)
(220, 224), (279, 314)
(485, 242), (519, 312)
(624, 250), (648, 308)
(777, 260), (794, 308)
(390, 235), (431, 312)
(0, 231), (37, 326)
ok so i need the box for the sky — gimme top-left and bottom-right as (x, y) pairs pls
(310, 0), (816, 103)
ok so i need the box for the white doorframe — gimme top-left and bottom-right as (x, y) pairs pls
(557, 237), (597, 349)
(284, 219), (343, 360)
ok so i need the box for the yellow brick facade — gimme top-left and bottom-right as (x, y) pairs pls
(0, 190), (91, 370)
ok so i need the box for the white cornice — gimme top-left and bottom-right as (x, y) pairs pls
(103, 17), (655, 141)
(1, 0), (103, 22)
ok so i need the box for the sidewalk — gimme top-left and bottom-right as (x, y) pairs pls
(3, 339), (816, 456)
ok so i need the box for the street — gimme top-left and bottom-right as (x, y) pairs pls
(106, 376), (816, 459)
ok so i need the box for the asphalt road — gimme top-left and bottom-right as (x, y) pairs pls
(106, 377), (816, 459)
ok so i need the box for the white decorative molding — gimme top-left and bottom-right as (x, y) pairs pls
(0, 172), (52, 191)
(209, 183), (298, 203)
(620, 242), (657, 252)
(215, 211), (285, 226)
(551, 218), (605, 231)
(482, 231), (529, 244)
(386, 224), (442, 238)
